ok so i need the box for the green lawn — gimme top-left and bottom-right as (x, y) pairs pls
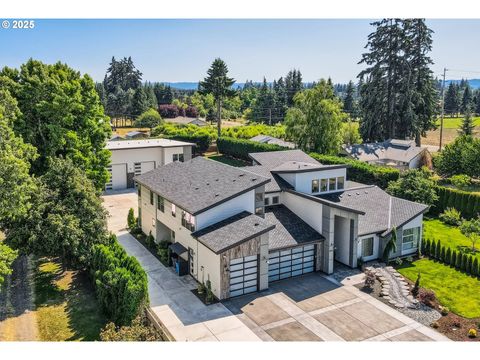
(435, 116), (480, 129)
(34, 258), (107, 341)
(423, 218), (480, 259)
(398, 258), (480, 318)
(205, 154), (249, 167)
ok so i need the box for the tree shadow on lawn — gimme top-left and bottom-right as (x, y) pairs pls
(35, 258), (107, 341)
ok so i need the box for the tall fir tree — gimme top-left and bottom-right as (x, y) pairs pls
(462, 84), (473, 113)
(444, 82), (460, 116)
(459, 105), (475, 136)
(343, 80), (356, 115)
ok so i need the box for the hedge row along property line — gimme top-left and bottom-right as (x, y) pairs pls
(217, 137), (287, 161)
(432, 186), (480, 219)
(91, 235), (149, 326)
(162, 134), (212, 154)
(421, 238), (480, 277)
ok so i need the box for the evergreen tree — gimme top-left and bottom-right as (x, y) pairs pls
(459, 106), (475, 136)
(475, 90), (480, 115)
(451, 250), (457, 267)
(445, 247), (452, 265)
(153, 83), (173, 105)
(198, 58), (236, 138)
(462, 84), (473, 113)
(343, 80), (356, 116)
(285, 69), (303, 107)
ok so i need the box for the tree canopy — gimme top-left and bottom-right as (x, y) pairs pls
(284, 79), (344, 154)
(0, 59), (111, 190)
(134, 108), (163, 129)
(386, 168), (438, 205)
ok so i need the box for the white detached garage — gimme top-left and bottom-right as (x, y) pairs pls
(105, 138), (194, 191)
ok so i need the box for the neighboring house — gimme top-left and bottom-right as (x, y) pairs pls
(105, 139), (194, 190)
(110, 134), (125, 141)
(125, 131), (149, 139)
(134, 150), (428, 300)
(166, 116), (208, 127)
(342, 139), (432, 170)
(250, 134), (296, 149)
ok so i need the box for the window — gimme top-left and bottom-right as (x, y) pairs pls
(337, 176), (345, 190)
(329, 178), (337, 191)
(157, 195), (164, 212)
(402, 227), (420, 251)
(272, 196), (279, 204)
(264, 197), (270, 206)
(311, 179), (319, 193)
(181, 210), (195, 231)
(255, 192), (264, 202)
(150, 191), (154, 205)
(173, 154), (179, 162)
(171, 203), (176, 217)
(362, 237), (374, 257)
(173, 153), (184, 162)
(320, 179), (328, 192)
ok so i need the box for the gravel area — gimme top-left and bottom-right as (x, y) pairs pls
(398, 303), (442, 326)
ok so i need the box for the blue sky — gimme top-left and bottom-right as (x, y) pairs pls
(1, 19), (480, 83)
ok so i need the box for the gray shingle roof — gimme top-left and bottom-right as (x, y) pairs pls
(192, 212), (275, 254)
(249, 150), (320, 169)
(265, 205), (324, 251)
(316, 185), (429, 236)
(250, 135), (296, 149)
(241, 165), (293, 193)
(343, 139), (426, 164)
(134, 157), (270, 215)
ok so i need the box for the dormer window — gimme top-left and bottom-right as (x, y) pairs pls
(320, 179), (328, 192)
(329, 178), (337, 191)
(337, 176), (345, 190)
(311, 179), (319, 193)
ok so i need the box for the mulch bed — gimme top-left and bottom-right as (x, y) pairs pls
(190, 289), (219, 306)
(130, 231), (169, 267)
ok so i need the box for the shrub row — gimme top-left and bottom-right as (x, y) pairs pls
(432, 186), (480, 219)
(217, 137), (288, 161)
(162, 133), (212, 154)
(91, 235), (149, 326)
(422, 238), (480, 277)
(309, 153), (400, 189)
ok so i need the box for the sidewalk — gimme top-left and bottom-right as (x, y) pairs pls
(117, 231), (260, 341)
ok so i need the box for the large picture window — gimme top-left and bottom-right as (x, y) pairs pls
(402, 227), (420, 251)
(329, 178), (337, 191)
(320, 179), (328, 192)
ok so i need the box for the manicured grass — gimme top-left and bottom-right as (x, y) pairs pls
(423, 218), (480, 259)
(398, 258), (480, 318)
(435, 116), (480, 129)
(205, 154), (249, 167)
(34, 258), (107, 341)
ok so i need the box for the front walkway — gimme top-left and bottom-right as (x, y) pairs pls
(117, 231), (260, 341)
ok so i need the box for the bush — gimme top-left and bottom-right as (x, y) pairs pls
(127, 208), (136, 230)
(158, 104), (183, 118)
(434, 135), (480, 178)
(412, 273), (421, 297)
(450, 174), (472, 190)
(100, 313), (163, 341)
(217, 137), (288, 161)
(363, 269), (376, 289)
(146, 231), (155, 249)
(440, 306), (450, 316)
(164, 133), (211, 154)
(386, 168), (439, 206)
(151, 123), (215, 153)
(466, 255), (473, 274)
(455, 250), (462, 268)
(309, 153), (399, 189)
(394, 257), (403, 266)
(468, 328), (477, 338)
(461, 253), (468, 271)
(185, 105), (198, 118)
(418, 289), (436, 307)
(434, 187), (480, 219)
(451, 250), (457, 268)
(134, 108), (163, 129)
(445, 247), (452, 265)
(439, 207), (462, 226)
(473, 257), (479, 276)
(91, 236), (148, 326)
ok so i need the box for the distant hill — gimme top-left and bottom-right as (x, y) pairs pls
(445, 79), (480, 89)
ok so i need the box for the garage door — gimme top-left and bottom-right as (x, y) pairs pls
(134, 161), (155, 176)
(268, 244), (315, 283)
(106, 163), (127, 190)
(229, 255), (258, 297)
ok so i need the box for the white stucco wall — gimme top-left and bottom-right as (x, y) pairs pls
(264, 192), (282, 206)
(278, 173), (296, 188)
(111, 147), (164, 173)
(195, 190), (256, 230)
(163, 146), (185, 165)
(281, 192), (323, 234)
(197, 242), (221, 298)
(139, 185), (157, 238)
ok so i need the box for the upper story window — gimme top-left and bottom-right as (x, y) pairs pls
(337, 176), (345, 190)
(272, 196), (279, 204)
(264, 197), (270, 206)
(173, 153), (184, 162)
(328, 178), (337, 191)
(402, 227), (420, 251)
(320, 179), (328, 192)
(150, 190), (154, 205)
(157, 195), (164, 212)
(181, 210), (196, 231)
(171, 203), (176, 217)
(311, 179), (319, 193)
(255, 192), (264, 202)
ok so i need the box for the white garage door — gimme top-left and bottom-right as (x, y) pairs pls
(107, 163), (127, 190)
(141, 161), (155, 173)
(268, 244), (315, 283)
(229, 255), (258, 297)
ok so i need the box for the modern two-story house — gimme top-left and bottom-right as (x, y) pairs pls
(134, 150), (428, 300)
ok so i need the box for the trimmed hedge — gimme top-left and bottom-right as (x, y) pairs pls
(309, 153), (400, 189)
(162, 133), (211, 154)
(422, 237), (480, 277)
(217, 137), (288, 161)
(91, 235), (148, 326)
(433, 186), (480, 219)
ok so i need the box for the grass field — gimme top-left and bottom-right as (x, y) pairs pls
(34, 258), (106, 341)
(435, 116), (480, 129)
(204, 153), (249, 167)
(424, 218), (480, 259)
(398, 258), (480, 318)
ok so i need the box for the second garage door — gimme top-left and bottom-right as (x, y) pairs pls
(229, 255), (258, 297)
(106, 163), (127, 190)
(268, 244), (315, 283)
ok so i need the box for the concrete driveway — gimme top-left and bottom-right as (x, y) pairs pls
(102, 189), (139, 233)
(223, 273), (449, 341)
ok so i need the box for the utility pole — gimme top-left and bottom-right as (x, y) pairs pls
(439, 67), (447, 151)
(268, 108), (272, 125)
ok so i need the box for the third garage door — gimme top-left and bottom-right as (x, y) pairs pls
(268, 244), (315, 283)
(229, 255), (258, 297)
